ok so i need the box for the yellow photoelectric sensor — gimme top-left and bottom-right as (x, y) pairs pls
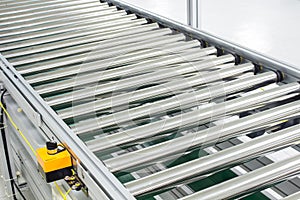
(37, 141), (73, 183)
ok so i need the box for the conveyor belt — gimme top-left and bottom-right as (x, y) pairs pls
(0, 0), (300, 199)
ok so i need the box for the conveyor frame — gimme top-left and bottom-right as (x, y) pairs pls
(0, 0), (299, 199)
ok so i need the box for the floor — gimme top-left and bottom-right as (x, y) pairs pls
(123, 0), (300, 69)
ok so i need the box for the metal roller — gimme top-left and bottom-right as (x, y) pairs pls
(86, 83), (300, 152)
(180, 154), (300, 200)
(71, 72), (278, 134)
(104, 96), (300, 172)
(17, 32), (186, 75)
(125, 123), (300, 196)
(46, 53), (230, 107)
(0, 19), (146, 52)
(0, 1), (106, 21)
(8, 28), (173, 65)
(0, 0), (104, 14)
(57, 61), (248, 120)
(0, 6), (111, 28)
(0, 6), (118, 28)
(25, 40), (199, 82)
(0, 8), (124, 36)
(0, 17), (146, 45)
(3, 23), (160, 58)
(35, 46), (216, 96)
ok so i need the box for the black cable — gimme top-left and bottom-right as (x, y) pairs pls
(13, 181), (27, 200)
(0, 89), (26, 200)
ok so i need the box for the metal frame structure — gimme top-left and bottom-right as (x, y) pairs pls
(102, 0), (300, 81)
(0, 0), (299, 199)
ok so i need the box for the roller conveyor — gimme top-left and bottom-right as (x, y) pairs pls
(0, 0), (300, 200)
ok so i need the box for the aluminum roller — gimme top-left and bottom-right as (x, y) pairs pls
(0, 0), (104, 13)
(19, 38), (196, 76)
(3, 23), (159, 58)
(57, 61), (244, 119)
(0, 19), (146, 52)
(44, 50), (224, 106)
(104, 98), (300, 172)
(55, 59), (237, 117)
(0, 0), (100, 10)
(25, 40), (199, 82)
(0, 4), (116, 27)
(0, 0), (81, 7)
(86, 82), (300, 152)
(0, 12), (136, 38)
(282, 191), (300, 200)
(125, 123), (300, 196)
(17, 32), (186, 74)
(0, 5), (110, 28)
(9, 28), (173, 65)
(72, 72), (277, 134)
(180, 154), (300, 200)
(52, 62), (237, 116)
(0, 7), (122, 35)
(0, 16), (146, 45)
(0, 1), (105, 21)
(45, 55), (230, 108)
(35, 46), (217, 96)
(0, 0), (105, 16)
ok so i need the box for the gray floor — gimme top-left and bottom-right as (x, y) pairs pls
(123, 0), (300, 68)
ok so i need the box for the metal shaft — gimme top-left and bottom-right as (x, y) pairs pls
(0, 7), (123, 38)
(25, 40), (199, 82)
(0, 5), (113, 28)
(86, 82), (300, 152)
(104, 98), (300, 172)
(0, 17), (144, 51)
(58, 62), (247, 120)
(3, 23), (159, 58)
(180, 154), (300, 200)
(35, 46), (216, 95)
(20, 33), (186, 76)
(0, 0), (104, 14)
(125, 123), (300, 195)
(0, 1), (106, 21)
(71, 72), (277, 134)
(0, 17), (146, 45)
(47, 53), (229, 107)
(9, 28), (173, 65)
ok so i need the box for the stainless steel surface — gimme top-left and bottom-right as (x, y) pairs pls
(0, 16), (145, 45)
(3, 23), (159, 58)
(180, 154), (300, 200)
(57, 61), (253, 119)
(86, 83), (300, 152)
(9, 28), (173, 65)
(70, 71), (277, 134)
(43, 49), (223, 106)
(126, 123), (300, 195)
(0, 16), (144, 51)
(104, 99), (300, 172)
(25, 40), (199, 83)
(0, 8), (125, 38)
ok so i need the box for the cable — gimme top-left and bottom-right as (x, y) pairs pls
(0, 89), (17, 200)
(55, 181), (72, 200)
(13, 181), (27, 200)
(0, 91), (70, 200)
